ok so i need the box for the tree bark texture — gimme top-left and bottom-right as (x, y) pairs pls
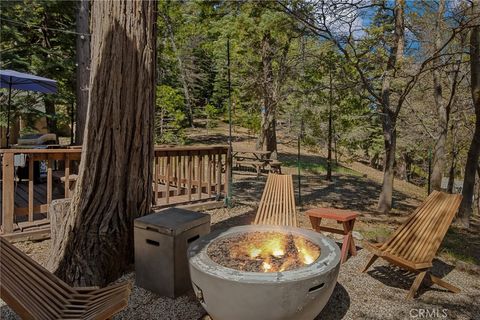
(48, 0), (156, 286)
(256, 31), (278, 159)
(377, 0), (404, 213)
(378, 113), (397, 213)
(326, 72), (333, 181)
(458, 17), (480, 228)
(477, 165), (480, 214)
(431, 0), (448, 191)
(75, 0), (91, 145)
(447, 149), (457, 193)
(47, 199), (72, 272)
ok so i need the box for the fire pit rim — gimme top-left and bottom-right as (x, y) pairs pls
(188, 225), (341, 283)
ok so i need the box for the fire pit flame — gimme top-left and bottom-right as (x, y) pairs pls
(249, 248), (262, 259)
(294, 237), (317, 265)
(262, 261), (272, 272)
(208, 231), (321, 273)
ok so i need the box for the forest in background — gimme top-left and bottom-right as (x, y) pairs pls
(1, 0), (479, 224)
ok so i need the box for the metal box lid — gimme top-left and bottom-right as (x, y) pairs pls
(134, 208), (210, 236)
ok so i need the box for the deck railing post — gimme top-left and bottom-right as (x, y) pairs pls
(207, 152), (212, 198)
(64, 154), (70, 198)
(47, 155), (53, 208)
(216, 150), (222, 198)
(198, 152), (203, 200)
(166, 154), (170, 204)
(28, 156), (34, 222)
(175, 155), (179, 191)
(187, 154), (192, 201)
(225, 146), (232, 203)
(2, 152), (15, 234)
(154, 155), (159, 205)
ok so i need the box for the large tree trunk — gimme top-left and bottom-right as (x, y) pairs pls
(377, 0), (404, 213)
(47, 0), (156, 286)
(378, 113), (397, 213)
(256, 31), (278, 159)
(75, 0), (90, 145)
(447, 149), (457, 193)
(430, 0), (448, 191)
(447, 125), (458, 193)
(477, 165), (480, 214)
(458, 17), (480, 228)
(326, 72), (333, 181)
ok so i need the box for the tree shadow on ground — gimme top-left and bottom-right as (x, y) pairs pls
(231, 175), (266, 203)
(277, 152), (353, 173)
(187, 132), (420, 220)
(211, 208), (256, 231)
(231, 166), (418, 220)
(315, 283), (350, 320)
(441, 221), (480, 265)
(299, 174), (418, 216)
(366, 258), (456, 297)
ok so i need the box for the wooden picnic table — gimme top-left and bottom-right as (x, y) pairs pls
(232, 148), (271, 161)
(232, 148), (281, 176)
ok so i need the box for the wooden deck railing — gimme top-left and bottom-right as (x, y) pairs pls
(1, 145), (230, 238)
(153, 146), (230, 206)
(1, 149), (81, 235)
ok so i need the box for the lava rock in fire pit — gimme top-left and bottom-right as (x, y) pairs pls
(207, 231), (320, 273)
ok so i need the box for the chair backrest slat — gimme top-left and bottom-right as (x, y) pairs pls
(419, 194), (462, 262)
(381, 191), (461, 263)
(396, 193), (443, 258)
(0, 236), (132, 319)
(382, 192), (440, 254)
(254, 174), (297, 227)
(1, 236), (76, 295)
(1, 252), (65, 316)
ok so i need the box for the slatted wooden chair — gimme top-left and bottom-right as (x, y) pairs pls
(253, 173), (297, 227)
(0, 236), (132, 319)
(362, 190), (462, 299)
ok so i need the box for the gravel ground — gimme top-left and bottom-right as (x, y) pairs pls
(1, 173), (479, 320)
(319, 249), (480, 320)
(2, 224), (478, 320)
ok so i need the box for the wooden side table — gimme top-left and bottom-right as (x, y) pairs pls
(306, 208), (359, 263)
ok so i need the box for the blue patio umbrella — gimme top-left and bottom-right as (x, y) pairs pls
(0, 69), (57, 147)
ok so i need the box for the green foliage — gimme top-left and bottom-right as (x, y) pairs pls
(282, 159), (360, 176)
(0, 0), (474, 194)
(0, 0), (75, 134)
(155, 85), (186, 144)
(204, 103), (219, 129)
(234, 108), (261, 134)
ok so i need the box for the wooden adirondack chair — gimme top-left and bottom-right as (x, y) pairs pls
(253, 173), (297, 227)
(362, 190), (462, 299)
(0, 236), (132, 319)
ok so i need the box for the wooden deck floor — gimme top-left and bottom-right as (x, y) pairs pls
(1, 179), (223, 241)
(1, 179), (64, 240)
(0, 181), (221, 217)
(0, 180), (65, 221)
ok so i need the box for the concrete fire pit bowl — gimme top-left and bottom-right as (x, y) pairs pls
(187, 225), (341, 320)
